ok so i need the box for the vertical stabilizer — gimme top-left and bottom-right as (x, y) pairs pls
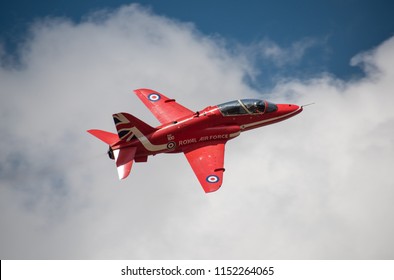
(112, 112), (156, 142)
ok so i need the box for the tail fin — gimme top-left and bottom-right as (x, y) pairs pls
(112, 112), (156, 142)
(88, 113), (155, 181)
(87, 129), (119, 145)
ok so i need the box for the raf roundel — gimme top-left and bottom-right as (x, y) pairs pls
(167, 141), (176, 150)
(206, 175), (220, 183)
(148, 93), (161, 102)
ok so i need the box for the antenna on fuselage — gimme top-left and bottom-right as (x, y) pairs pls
(301, 102), (315, 108)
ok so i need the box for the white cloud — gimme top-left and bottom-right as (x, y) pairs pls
(1, 4), (394, 259)
(256, 37), (321, 67)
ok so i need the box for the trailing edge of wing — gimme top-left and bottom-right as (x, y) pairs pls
(134, 88), (194, 125)
(184, 142), (226, 193)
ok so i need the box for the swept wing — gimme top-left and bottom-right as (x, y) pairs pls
(184, 142), (226, 193)
(134, 88), (194, 124)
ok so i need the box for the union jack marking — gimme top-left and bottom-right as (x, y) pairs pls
(113, 113), (135, 141)
(113, 113), (173, 152)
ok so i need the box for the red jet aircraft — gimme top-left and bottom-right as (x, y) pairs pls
(88, 88), (303, 193)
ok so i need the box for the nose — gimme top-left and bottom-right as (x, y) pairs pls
(276, 104), (302, 115)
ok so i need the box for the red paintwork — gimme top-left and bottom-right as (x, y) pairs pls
(88, 88), (302, 193)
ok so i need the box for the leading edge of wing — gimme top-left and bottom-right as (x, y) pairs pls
(184, 142), (226, 193)
(133, 88), (194, 125)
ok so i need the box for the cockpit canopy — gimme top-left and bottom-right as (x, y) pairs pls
(217, 99), (278, 116)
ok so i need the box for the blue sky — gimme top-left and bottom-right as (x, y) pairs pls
(1, 1), (394, 259)
(1, 0), (393, 86)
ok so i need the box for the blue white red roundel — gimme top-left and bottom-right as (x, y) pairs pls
(167, 141), (176, 150)
(148, 93), (161, 102)
(206, 175), (219, 183)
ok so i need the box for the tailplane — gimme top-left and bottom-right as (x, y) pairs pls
(87, 129), (119, 145)
(87, 128), (137, 180)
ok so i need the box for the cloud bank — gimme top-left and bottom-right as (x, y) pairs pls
(1, 4), (393, 259)
(256, 37), (321, 67)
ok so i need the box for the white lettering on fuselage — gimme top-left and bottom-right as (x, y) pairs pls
(207, 134), (228, 140)
(178, 134), (229, 146)
(178, 138), (197, 146)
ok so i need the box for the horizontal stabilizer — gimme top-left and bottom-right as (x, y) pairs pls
(87, 129), (119, 145)
(113, 146), (137, 180)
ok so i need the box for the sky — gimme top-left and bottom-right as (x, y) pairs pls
(0, 1), (394, 259)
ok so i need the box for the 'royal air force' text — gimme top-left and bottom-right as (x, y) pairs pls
(178, 134), (229, 146)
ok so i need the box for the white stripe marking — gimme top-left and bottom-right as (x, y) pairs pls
(242, 108), (302, 129)
(129, 127), (168, 152)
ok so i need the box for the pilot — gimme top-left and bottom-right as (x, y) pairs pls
(250, 102), (261, 113)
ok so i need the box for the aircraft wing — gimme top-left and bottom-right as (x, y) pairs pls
(184, 142), (226, 193)
(134, 88), (194, 125)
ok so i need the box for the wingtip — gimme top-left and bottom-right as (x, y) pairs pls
(203, 182), (222, 193)
(133, 88), (155, 94)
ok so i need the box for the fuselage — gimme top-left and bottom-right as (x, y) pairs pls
(111, 99), (302, 161)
